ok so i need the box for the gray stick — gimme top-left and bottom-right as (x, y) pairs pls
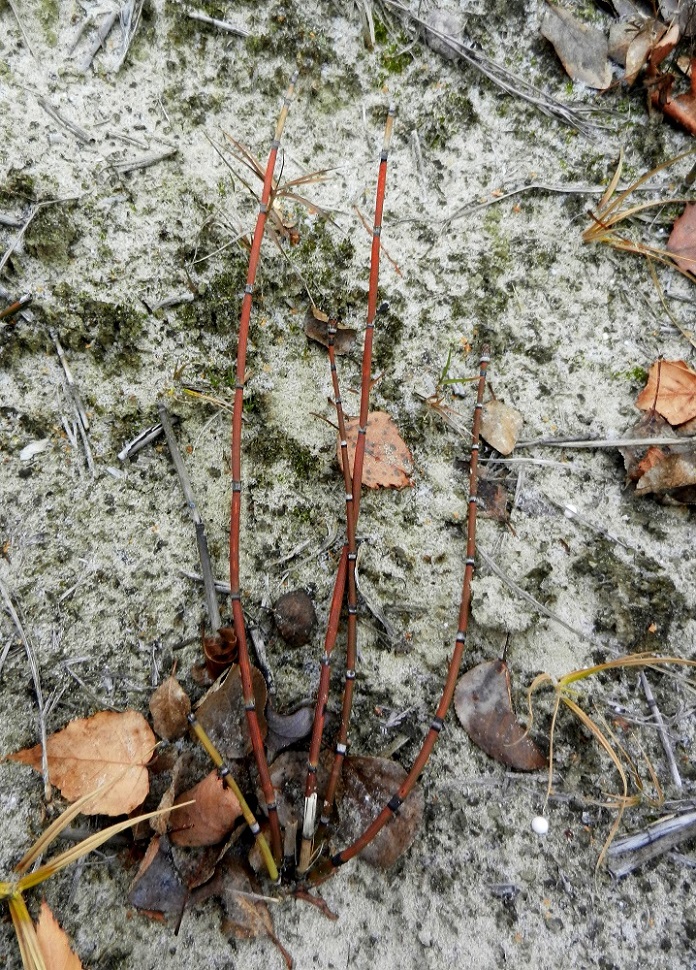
(0, 579), (51, 800)
(157, 404), (222, 634)
(640, 671), (682, 790)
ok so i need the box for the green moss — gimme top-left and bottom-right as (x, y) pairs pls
(246, 412), (317, 483)
(25, 203), (79, 265)
(37, 0), (58, 45)
(51, 283), (145, 370)
(243, 3), (336, 74)
(571, 538), (687, 648)
(175, 261), (249, 337)
(0, 170), (36, 206)
(417, 87), (479, 151)
(621, 365), (649, 384)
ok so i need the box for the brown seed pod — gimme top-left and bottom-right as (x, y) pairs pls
(273, 589), (316, 647)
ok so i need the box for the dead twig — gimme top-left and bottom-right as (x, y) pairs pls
(108, 148), (178, 174)
(36, 95), (94, 145)
(157, 403), (222, 635)
(640, 671), (682, 790)
(517, 436), (696, 449)
(186, 9), (250, 37)
(382, 0), (602, 137)
(0, 579), (51, 801)
(607, 810), (696, 877)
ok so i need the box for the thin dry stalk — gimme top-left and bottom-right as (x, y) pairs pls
(0, 580), (50, 801)
(582, 149), (696, 282)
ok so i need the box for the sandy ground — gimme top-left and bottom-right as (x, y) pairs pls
(1, 1), (696, 968)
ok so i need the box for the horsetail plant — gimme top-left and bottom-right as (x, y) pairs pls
(189, 75), (490, 888)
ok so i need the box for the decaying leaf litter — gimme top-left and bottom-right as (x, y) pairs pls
(2, 1), (696, 968)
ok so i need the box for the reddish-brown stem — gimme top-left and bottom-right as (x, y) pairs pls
(309, 345), (491, 884)
(297, 309), (360, 872)
(229, 73), (298, 866)
(306, 106), (396, 848)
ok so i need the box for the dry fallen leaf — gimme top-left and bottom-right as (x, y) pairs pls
(609, 17), (667, 84)
(8, 711), (155, 815)
(265, 701), (314, 761)
(668, 204), (696, 275)
(540, 2), (612, 89)
(190, 853), (292, 969)
(196, 664), (267, 761)
(36, 900), (83, 970)
(634, 451), (696, 501)
(636, 359), (696, 425)
(170, 769), (243, 847)
(128, 835), (188, 917)
(149, 675), (191, 741)
(342, 411), (414, 489)
(455, 660), (547, 771)
(480, 399), (524, 456)
(336, 756), (424, 868)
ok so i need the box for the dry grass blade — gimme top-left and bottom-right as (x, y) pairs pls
(17, 803), (192, 891)
(583, 148), (696, 281)
(9, 895), (47, 970)
(527, 654), (696, 866)
(1, 777), (191, 970)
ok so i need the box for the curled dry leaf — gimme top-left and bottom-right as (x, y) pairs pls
(540, 2), (612, 89)
(636, 359), (696, 426)
(336, 756), (424, 869)
(196, 664), (267, 761)
(621, 410), (696, 503)
(187, 852), (292, 968)
(609, 17), (667, 84)
(668, 204), (696, 275)
(304, 306), (356, 354)
(149, 675), (191, 741)
(8, 711), (155, 815)
(342, 411), (414, 489)
(455, 660), (547, 771)
(480, 399), (524, 456)
(634, 451), (696, 502)
(170, 769), (243, 847)
(36, 900), (83, 970)
(265, 701), (314, 761)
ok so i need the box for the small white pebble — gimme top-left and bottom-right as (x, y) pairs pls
(531, 816), (549, 836)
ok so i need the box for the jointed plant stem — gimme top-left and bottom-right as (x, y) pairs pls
(297, 106), (396, 873)
(311, 345), (491, 883)
(229, 73), (299, 867)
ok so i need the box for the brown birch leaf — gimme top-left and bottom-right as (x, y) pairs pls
(7, 711), (155, 815)
(342, 411), (414, 489)
(668, 204), (696, 275)
(480, 400), (524, 456)
(149, 675), (191, 741)
(170, 770), (243, 847)
(336, 756), (424, 868)
(541, 3), (612, 89)
(196, 664), (267, 761)
(455, 660), (547, 771)
(36, 900), (83, 970)
(635, 359), (696, 425)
